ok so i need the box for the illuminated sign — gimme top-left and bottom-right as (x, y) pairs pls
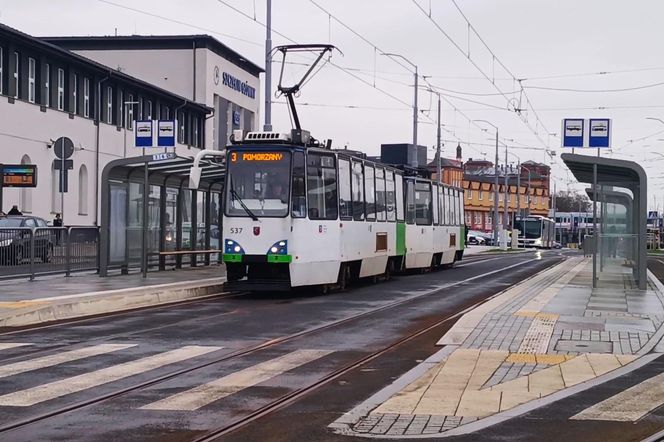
(1, 164), (37, 188)
(230, 152), (285, 162)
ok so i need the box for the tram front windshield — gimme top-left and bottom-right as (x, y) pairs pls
(516, 219), (542, 239)
(225, 150), (291, 218)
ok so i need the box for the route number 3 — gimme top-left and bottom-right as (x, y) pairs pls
(230, 227), (243, 234)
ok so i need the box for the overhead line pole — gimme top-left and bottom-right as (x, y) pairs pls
(263, 0), (272, 131)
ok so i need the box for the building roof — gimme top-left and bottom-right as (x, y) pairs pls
(427, 156), (462, 169)
(0, 23), (212, 113)
(41, 34), (264, 77)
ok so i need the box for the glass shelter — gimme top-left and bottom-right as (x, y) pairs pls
(99, 154), (224, 277)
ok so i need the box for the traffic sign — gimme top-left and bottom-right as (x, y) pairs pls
(589, 119), (611, 148)
(562, 119), (584, 147)
(157, 120), (176, 147)
(135, 120), (153, 147)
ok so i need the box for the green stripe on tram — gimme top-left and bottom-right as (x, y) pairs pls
(396, 222), (406, 256)
(459, 225), (465, 250)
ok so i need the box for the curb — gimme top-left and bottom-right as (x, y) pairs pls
(0, 277), (226, 328)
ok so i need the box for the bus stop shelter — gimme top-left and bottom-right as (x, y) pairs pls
(99, 153), (225, 277)
(562, 153), (647, 290)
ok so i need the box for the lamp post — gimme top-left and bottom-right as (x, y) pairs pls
(475, 120), (499, 246)
(382, 53), (418, 150)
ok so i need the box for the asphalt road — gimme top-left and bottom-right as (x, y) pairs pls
(0, 250), (567, 442)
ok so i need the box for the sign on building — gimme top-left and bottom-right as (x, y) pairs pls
(1, 164), (37, 187)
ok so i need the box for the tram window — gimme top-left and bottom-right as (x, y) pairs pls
(375, 167), (386, 222)
(365, 165), (376, 221)
(453, 190), (459, 225)
(386, 171), (396, 222)
(291, 151), (306, 218)
(405, 180), (415, 225)
(395, 174), (404, 222)
(432, 184), (439, 225)
(351, 160), (365, 221)
(439, 186), (446, 225)
(307, 153), (337, 220)
(415, 181), (432, 225)
(338, 158), (352, 219)
(446, 188), (452, 225)
(459, 191), (465, 226)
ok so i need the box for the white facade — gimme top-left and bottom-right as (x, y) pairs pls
(0, 98), (197, 225)
(72, 43), (261, 150)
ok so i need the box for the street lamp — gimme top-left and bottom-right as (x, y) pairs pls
(382, 52), (418, 150)
(474, 119), (500, 247)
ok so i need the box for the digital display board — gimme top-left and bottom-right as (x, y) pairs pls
(229, 152), (286, 162)
(1, 165), (37, 188)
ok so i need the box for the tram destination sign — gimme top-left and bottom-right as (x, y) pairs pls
(230, 152), (286, 162)
(1, 164), (37, 188)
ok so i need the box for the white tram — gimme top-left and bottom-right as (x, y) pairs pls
(515, 215), (555, 248)
(222, 130), (465, 292)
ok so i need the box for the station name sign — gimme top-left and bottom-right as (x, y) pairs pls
(222, 72), (256, 99)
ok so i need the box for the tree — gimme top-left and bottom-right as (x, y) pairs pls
(555, 190), (590, 212)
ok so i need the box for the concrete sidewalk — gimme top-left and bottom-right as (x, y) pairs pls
(332, 256), (664, 437)
(0, 266), (226, 328)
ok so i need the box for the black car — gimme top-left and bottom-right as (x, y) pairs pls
(0, 216), (54, 264)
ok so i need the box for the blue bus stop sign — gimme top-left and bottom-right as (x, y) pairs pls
(563, 119), (584, 147)
(589, 119), (611, 148)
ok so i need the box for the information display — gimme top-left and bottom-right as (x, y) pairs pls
(230, 152), (286, 162)
(1, 164), (37, 188)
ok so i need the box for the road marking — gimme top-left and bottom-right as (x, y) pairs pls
(0, 345), (221, 407)
(0, 343), (31, 351)
(0, 344), (136, 379)
(571, 370), (664, 421)
(142, 349), (333, 411)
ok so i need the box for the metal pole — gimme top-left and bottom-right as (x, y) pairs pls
(142, 158), (148, 278)
(592, 163), (597, 288)
(493, 129), (499, 246)
(516, 162), (521, 247)
(553, 180), (557, 244)
(413, 66), (418, 147)
(263, 0), (272, 131)
(503, 144), (508, 234)
(436, 94), (441, 183)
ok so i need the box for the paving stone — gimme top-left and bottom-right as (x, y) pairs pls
(555, 340), (613, 353)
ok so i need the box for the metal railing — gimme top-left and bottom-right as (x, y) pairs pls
(0, 227), (99, 281)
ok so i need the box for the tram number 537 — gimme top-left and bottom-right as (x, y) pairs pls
(230, 227), (243, 234)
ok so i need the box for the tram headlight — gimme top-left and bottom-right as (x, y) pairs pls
(224, 239), (245, 254)
(267, 240), (288, 255)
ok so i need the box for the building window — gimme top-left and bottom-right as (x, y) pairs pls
(106, 86), (113, 124)
(57, 68), (65, 110)
(119, 89), (124, 127)
(44, 63), (50, 107)
(138, 97), (143, 119)
(178, 111), (185, 143)
(146, 100), (152, 119)
(83, 77), (90, 117)
(0, 47), (3, 95)
(474, 212), (481, 225)
(193, 116), (199, 147)
(467, 189), (472, 199)
(78, 165), (88, 215)
(489, 192), (493, 201)
(13, 51), (19, 98)
(478, 190), (483, 201)
(127, 94), (133, 130)
(72, 74), (78, 114)
(28, 58), (35, 103)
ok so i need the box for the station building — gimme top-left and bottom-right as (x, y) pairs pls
(43, 35), (263, 152)
(0, 24), (261, 227)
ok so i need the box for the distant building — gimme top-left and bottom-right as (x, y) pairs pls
(427, 143), (463, 187)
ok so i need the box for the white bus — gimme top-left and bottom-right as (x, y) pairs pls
(515, 215), (555, 248)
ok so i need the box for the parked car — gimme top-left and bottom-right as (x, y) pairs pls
(553, 241), (563, 249)
(467, 235), (486, 245)
(0, 216), (54, 264)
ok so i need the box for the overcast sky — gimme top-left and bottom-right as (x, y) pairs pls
(2, 0), (664, 208)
